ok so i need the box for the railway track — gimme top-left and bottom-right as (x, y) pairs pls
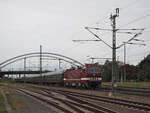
(16, 87), (117, 113)
(101, 86), (150, 97)
(52, 89), (150, 112)
(24, 85), (150, 112)
(27, 84), (150, 97)
(103, 85), (150, 90)
(17, 88), (73, 113)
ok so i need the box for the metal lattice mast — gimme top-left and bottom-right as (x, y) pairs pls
(110, 8), (119, 92)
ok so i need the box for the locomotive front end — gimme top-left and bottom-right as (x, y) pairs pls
(86, 64), (102, 88)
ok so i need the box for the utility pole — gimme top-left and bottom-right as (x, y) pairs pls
(110, 8), (119, 92)
(24, 57), (26, 83)
(91, 57), (94, 64)
(58, 59), (61, 69)
(40, 45), (42, 84)
(123, 42), (126, 82)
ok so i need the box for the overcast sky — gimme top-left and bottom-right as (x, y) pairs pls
(0, 0), (150, 69)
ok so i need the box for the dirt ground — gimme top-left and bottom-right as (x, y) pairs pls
(2, 86), (57, 113)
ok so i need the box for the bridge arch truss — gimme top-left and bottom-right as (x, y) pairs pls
(0, 52), (84, 71)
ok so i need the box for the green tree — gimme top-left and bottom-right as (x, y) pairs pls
(102, 60), (112, 82)
(137, 54), (150, 81)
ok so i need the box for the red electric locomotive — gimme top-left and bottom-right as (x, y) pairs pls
(64, 64), (102, 88)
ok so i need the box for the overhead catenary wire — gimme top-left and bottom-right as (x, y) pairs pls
(72, 40), (101, 42)
(117, 53), (149, 65)
(71, 0), (148, 66)
(120, 0), (141, 11)
(85, 27), (112, 49)
(117, 30), (144, 49)
(125, 42), (146, 46)
(127, 49), (150, 57)
(92, 0), (142, 28)
(82, 8), (146, 67)
(116, 31), (141, 34)
(72, 0), (144, 52)
(85, 27), (112, 31)
(117, 42), (148, 55)
(71, 0), (145, 43)
(119, 13), (150, 28)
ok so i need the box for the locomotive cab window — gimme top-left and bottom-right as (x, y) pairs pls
(88, 68), (100, 74)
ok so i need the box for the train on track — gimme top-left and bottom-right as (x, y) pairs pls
(15, 64), (102, 88)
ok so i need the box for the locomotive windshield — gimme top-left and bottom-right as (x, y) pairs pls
(88, 68), (100, 74)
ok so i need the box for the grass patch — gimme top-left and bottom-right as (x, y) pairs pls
(0, 82), (7, 86)
(0, 89), (7, 113)
(4, 89), (18, 113)
(0, 82), (10, 88)
(4, 87), (27, 113)
(102, 82), (150, 88)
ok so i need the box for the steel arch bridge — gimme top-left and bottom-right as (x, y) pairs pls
(0, 52), (84, 72)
